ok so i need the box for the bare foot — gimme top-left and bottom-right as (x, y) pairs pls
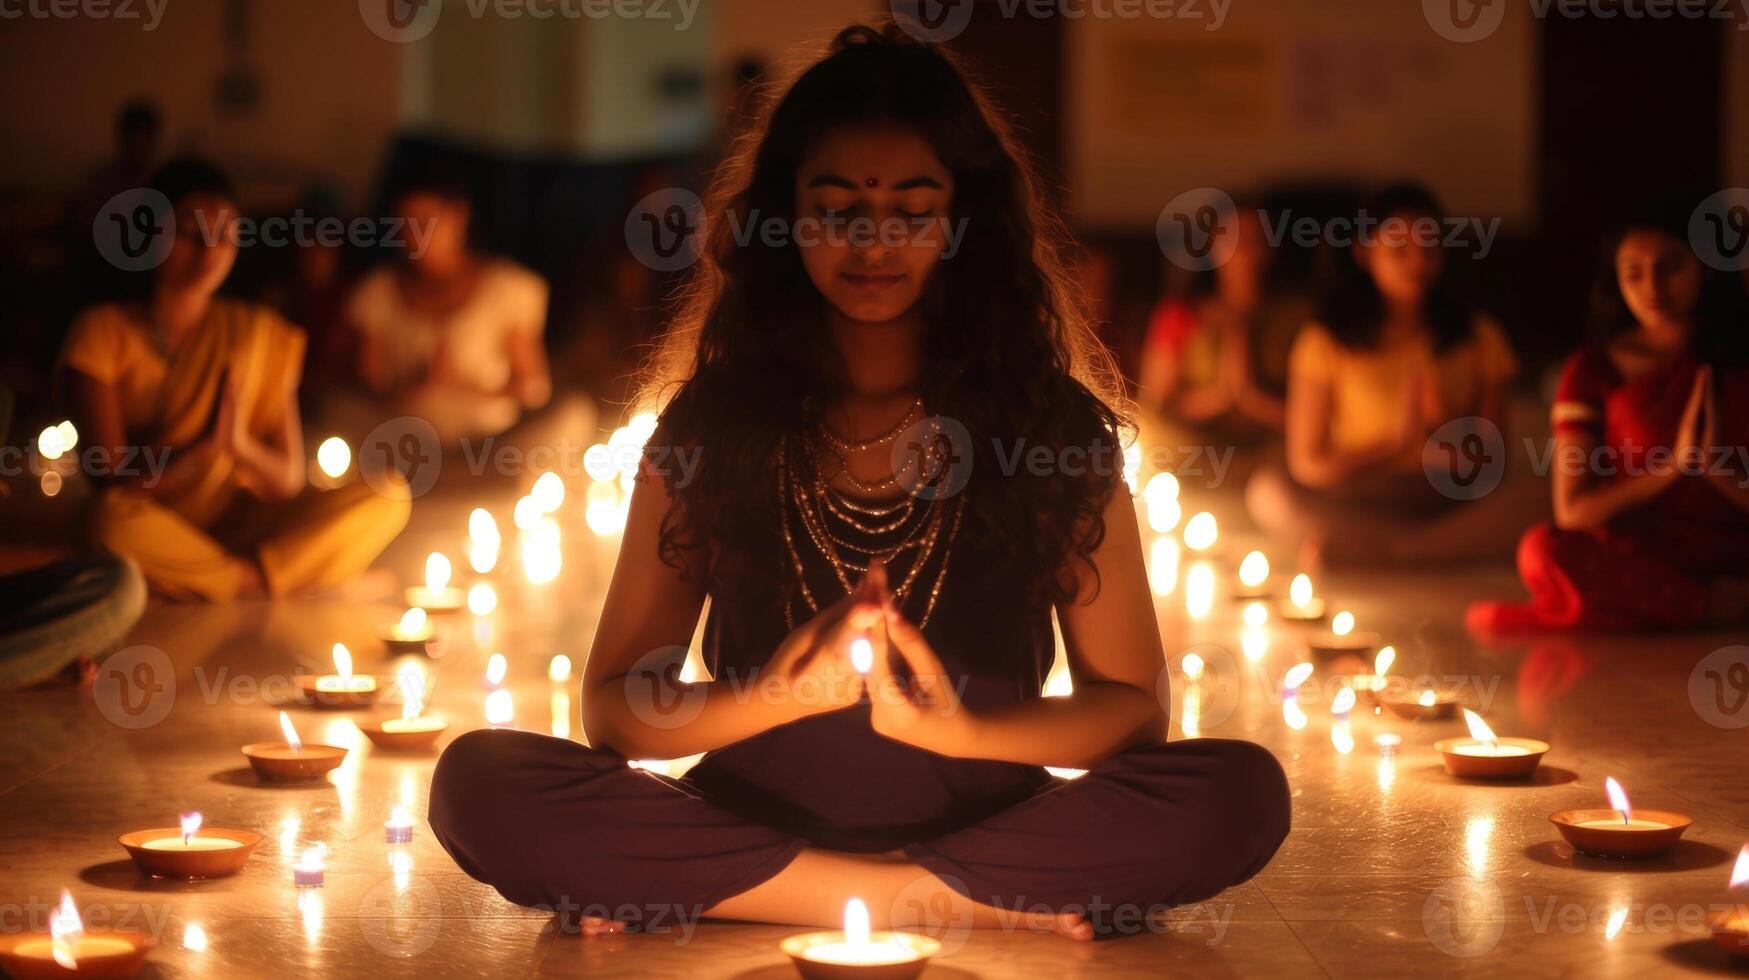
(579, 915), (628, 936)
(1051, 909), (1095, 941)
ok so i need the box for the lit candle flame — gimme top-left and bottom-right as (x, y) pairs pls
(1283, 662), (1314, 690)
(1180, 651), (1205, 681)
(1331, 610), (1355, 637)
(1332, 719), (1354, 754)
(486, 653), (507, 687)
(849, 637), (873, 674)
(469, 508), (501, 574)
(531, 471), (566, 512)
(1243, 601), (1269, 628)
(1419, 689), (1436, 707)
(50, 889), (80, 969)
(1729, 843), (1749, 888)
(468, 583), (497, 616)
(316, 436), (350, 479)
(844, 898), (870, 946)
(1289, 574), (1313, 609)
(425, 553), (452, 593)
(279, 711), (302, 752)
(1605, 905), (1628, 941)
(1604, 777), (1631, 825)
(398, 607), (428, 638)
(485, 688), (514, 726)
(1374, 646), (1396, 676)
(387, 806), (413, 830)
(399, 666), (426, 721)
(1331, 686), (1356, 715)
(548, 654), (572, 683)
(296, 844), (326, 872)
(1238, 550), (1269, 588)
(182, 922), (208, 953)
(1183, 512), (1218, 552)
(331, 643), (353, 682)
(1462, 708), (1497, 748)
(180, 810), (202, 845)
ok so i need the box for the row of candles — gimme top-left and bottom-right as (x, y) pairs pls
(1139, 474), (1749, 961)
(0, 472), (608, 979)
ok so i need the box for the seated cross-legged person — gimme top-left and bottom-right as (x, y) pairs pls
(61, 158), (410, 602)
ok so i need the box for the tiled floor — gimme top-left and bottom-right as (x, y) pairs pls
(3, 480), (1748, 978)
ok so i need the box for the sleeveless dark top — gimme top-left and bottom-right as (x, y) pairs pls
(682, 478), (1058, 853)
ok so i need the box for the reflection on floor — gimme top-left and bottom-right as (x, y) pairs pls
(3, 480), (1747, 979)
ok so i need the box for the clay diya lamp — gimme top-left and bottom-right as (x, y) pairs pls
(1350, 646), (1397, 705)
(1305, 611), (1379, 664)
(359, 666), (448, 751)
(382, 607), (436, 655)
(1549, 777), (1692, 859)
(0, 891), (152, 979)
(242, 711), (348, 782)
(295, 643), (379, 709)
(405, 552), (465, 614)
(118, 811), (260, 879)
(1380, 686), (1462, 722)
(1708, 846), (1749, 956)
(1277, 574), (1326, 622)
(1435, 709), (1548, 779)
(780, 899), (940, 980)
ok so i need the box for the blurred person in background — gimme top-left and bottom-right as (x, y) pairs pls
(1245, 182), (1539, 567)
(59, 158), (409, 602)
(1138, 202), (1303, 463)
(1469, 199), (1749, 632)
(330, 163), (593, 459)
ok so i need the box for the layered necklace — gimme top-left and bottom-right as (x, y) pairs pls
(777, 397), (967, 631)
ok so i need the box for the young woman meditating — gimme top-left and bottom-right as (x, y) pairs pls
(1468, 203), (1749, 632)
(430, 24), (1290, 940)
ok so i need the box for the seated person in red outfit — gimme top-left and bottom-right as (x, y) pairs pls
(428, 24), (1289, 941)
(1469, 202), (1749, 632)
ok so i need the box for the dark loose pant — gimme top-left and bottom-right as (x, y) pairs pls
(428, 730), (1290, 929)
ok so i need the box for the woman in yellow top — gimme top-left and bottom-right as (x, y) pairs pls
(1245, 183), (1540, 566)
(60, 158), (410, 601)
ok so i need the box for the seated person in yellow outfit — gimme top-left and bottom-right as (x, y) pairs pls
(1245, 183), (1543, 567)
(60, 158), (410, 602)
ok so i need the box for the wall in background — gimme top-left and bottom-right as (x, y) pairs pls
(0, 1), (401, 208)
(1065, 0), (1538, 231)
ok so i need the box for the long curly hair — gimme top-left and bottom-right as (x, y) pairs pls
(636, 23), (1133, 618)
